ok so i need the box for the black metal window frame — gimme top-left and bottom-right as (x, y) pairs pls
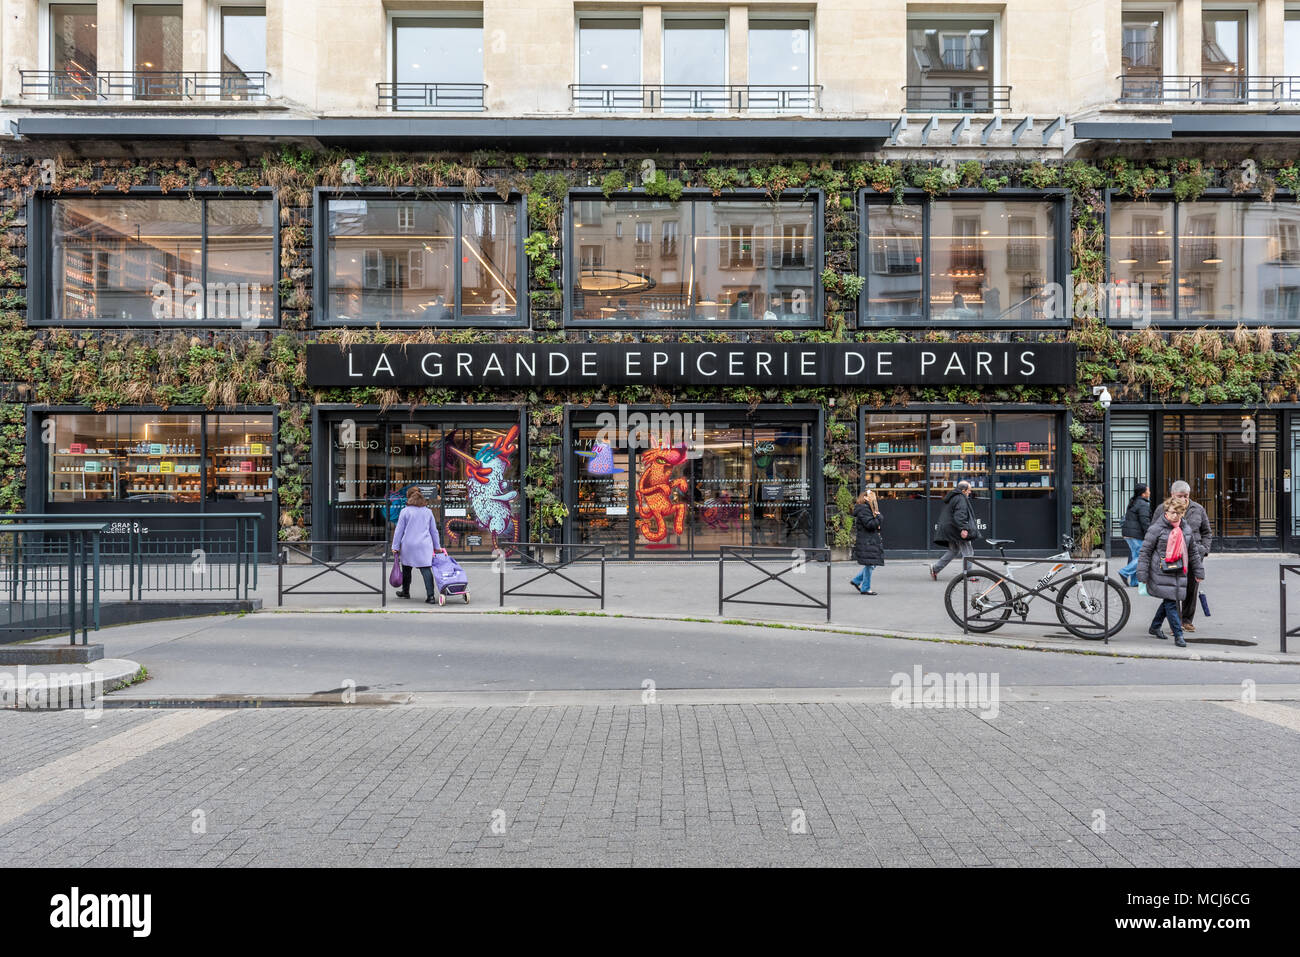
(1103, 188), (1300, 328)
(28, 186), (281, 329)
(564, 187), (825, 329)
(857, 188), (1071, 329)
(312, 186), (529, 329)
(28, 404), (280, 516)
(856, 404), (1072, 556)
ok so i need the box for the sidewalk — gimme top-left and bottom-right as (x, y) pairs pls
(253, 553), (1292, 664)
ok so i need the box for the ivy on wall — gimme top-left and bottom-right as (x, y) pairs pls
(1, 150), (1299, 550)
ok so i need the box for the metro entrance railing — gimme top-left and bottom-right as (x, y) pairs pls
(0, 522), (103, 643)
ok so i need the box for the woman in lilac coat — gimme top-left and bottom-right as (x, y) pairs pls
(391, 487), (441, 603)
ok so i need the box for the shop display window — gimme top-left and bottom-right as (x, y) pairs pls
(48, 413), (205, 504)
(208, 415), (274, 503)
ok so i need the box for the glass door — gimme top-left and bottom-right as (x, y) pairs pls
(689, 426), (748, 554)
(572, 427), (633, 558)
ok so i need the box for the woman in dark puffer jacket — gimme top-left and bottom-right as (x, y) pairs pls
(850, 490), (885, 595)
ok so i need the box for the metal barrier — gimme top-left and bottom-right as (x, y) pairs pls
(958, 555), (1126, 641)
(718, 546), (832, 622)
(277, 541), (389, 607)
(498, 542), (606, 609)
(376, 82), (488, 111)
(1279, 565), (1300, 653)
(1, 523), (103, 643)
(0, 513), (258, 600)
(20, 69), (270, 100)
(569, 83), (823, 113)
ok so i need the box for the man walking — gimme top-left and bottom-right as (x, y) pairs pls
(1170, 480), (1212, 631)
(929, 480), (977, 580)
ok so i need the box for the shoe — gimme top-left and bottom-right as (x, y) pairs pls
(1183, 622), (1196, 633)
(425, 596), (437, 604)
(929, 567), (938, 581)
(395, 591), (410, 599)
(1174, 637), (1187, 648)
(1148, 628), (1169, 640)
(863, 590), (878, 596)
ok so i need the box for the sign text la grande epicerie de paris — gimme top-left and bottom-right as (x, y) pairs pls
(305, 342), (1075, 389)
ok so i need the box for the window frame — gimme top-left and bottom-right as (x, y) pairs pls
(563, 187), (824, 329)
(387, 11), (486, 88)
(313, 186), (528, 329)
(574, 13), (643, 89)
(857, 188), (1070, 330)
(208, 2), (267, 81)
(661, 14), (729, 89)
(905, 13), (1003, 96)
(1120, 3), (1178, 79)
(29, 186), (281, 329)
(745, 15), (815, 89)
(1103, 188), (1300, 328)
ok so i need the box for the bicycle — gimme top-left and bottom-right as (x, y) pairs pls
(942, 535), (1130, 640)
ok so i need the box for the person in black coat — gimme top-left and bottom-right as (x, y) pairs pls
(850, 490), (884, 595)
(1118, 482), (1151, 587)
(929, 481), (976, 580)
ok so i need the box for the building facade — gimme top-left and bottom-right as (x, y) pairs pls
(2, 0), (1300, 559)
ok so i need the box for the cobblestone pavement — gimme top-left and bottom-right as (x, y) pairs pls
(1, 698), (1297, 866)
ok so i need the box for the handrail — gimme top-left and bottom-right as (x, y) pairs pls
(0, 523), (103, 644)
(902, 84), (1011, 112)
(569, 83), (822, 113)
(19, 69), (270, 101)
(1118, 74), (1300, 103)
(718, 545), (831, 622)
(376, 82), (488, 111)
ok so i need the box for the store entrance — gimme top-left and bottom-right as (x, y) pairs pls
(1161, 413), (1280, 549)
(569, 414), (816, 559)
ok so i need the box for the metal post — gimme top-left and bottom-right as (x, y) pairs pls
(1282, 565), (1288, 654)
(825, 554), (831, 622)
(600, 553), (606, 611)
(1104, 557), (1110, 645)
(80, 531), (89, 644)
(718, 553), (724, 616)
(499, 553), (505, 608)
(381, 548), (387, 608)
(277, 546), (284, 608)
(66, 529), (76, 645)
(92, 531), (100, 631)
(962, 557), (969, 635)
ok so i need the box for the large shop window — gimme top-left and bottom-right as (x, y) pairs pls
(38, 195), (276, 326)
(862, 411), (1062, 551)
(569, 195), (819, 324)
(1162, 413), (1279, 544)
(327, 419), (521, 558)
(46, 412), (274, 505)
(569, 415), (816, 559)
(1108, 199), (1300, 325)
(321, 195), (522, 326)
(862, 197), (1063, 326)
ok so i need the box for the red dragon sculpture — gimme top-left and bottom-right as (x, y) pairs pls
(635, 442), (689, 544)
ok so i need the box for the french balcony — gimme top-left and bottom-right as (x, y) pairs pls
(1118, 74), (1300, 104)
(902, 84), (1010, 112)
(375, 82), (488, 112)
(569, 84), (823, 114)
(20, 70), (270, 101)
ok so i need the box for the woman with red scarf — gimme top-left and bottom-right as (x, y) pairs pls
(1136, 498), (1205, 648)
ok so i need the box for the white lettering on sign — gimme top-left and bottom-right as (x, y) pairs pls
(920, 351), (937, 375)
(515, 352), (535, 377)
(697, 351), (717, 376)
(421, 351), (443, 377)
(801, 351), (816, 376)
(549, 351), (569, 376)
(1019, 351), (1037, 376)
(976, 351), (992, 377)
(373, 353), (394, 378)
(581, 352), (596, 376)
(843, 350), (866, 377)
(945, 353), (965, 375)
(755, 351), (772, 377)
(877, 351), (893, 376)
(625, 352), (641, 376)
(483, 352), (504, 378)
(457, 352), (473, 377)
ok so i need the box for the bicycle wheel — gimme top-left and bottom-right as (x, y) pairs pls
(944, 572), (1013, 633)
(1055, 573), (1130, 640)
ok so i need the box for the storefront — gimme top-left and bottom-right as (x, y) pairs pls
(312, 406), (526, 557)
(1108, 409), (1286, 552)
(861, 407), (1068, 555)
(30, 406), (278, 551)
(564, 405), (821, 559)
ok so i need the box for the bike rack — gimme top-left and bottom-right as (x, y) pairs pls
(718, 546), (832, 622)
(959, 555), (1119, 642)
(1279, 564), (1300, 653)
(498, 542), (606, 609)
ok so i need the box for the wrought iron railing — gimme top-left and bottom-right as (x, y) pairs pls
(20, 70), (270, 101)
(570, 84), (822, 113)
(1118, 74), (1300, 103)
(903, 84), (1010, 112)
(376, 82), (488, 111)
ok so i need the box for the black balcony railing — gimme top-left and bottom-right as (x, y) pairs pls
(903, 84), (1010, 112)
(569, 84), (822, 113)
(1119, 74), (1300, 103)
(376, 82), (488, 111)
(20, 70), (270, 101)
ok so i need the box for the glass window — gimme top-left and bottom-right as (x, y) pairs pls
(1121, 10), (1165, 99)
(993, 414), (1058, 550)
(930, 200), (1057, 322)
(747, 19), (812, 110)
(1108, 202), (1174, 324)
(866, 204), (923, 319)
(906, 17), (995, 110)
(220, 6), (267, 98)
(324, 196), (519, 324)
(393, 17), (483, 85)
(208, 414), (273, 503)
(663, 18), (726, 110)
(1287, 10), (1300, 77)
(49, 4), (97, 98)
(1202, 9), (1248, 99)
(133, 4), (183, 98)
(49, 196), (275, 324)
(576, 17), (641, 111)
(570, 197), (816, 323)
(863, 413), (929, 550)
(47, 413), (203, 504)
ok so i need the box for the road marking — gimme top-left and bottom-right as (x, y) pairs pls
(1216, 701), (1300, 732)
(0, 710), (230, 829)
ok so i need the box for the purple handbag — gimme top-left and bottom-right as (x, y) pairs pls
(389, 555), (404, 589)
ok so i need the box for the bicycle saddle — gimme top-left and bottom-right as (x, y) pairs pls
(983, 538), (1015, 547)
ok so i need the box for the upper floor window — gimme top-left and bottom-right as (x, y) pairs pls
(906, 16), (1000, 111)
(1202, 8), (1249, 96)
(748, 18), (815, 111)
(130, 3), (183, 98)
(1108, 198), (1300, 326)
(1121, 9), (1166, 95)
(38, 195), (276, 326)
(569, 194), (819, 325)
(862, 196), (1063, 325)
(386, 16), (484, 110)
(1288, 9), (1300, 75)
(48, 3), (97, 98)
(321, 194), (521, 326)
(663, 18), (726, 110)
(218, 5), (267, 98)
(575, 17), (641, 111)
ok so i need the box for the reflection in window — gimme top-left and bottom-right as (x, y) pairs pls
(576, 18), (641, 111)
(906, 17), (995, 109)
(930, 201), (1057, 321)
(1121, 9), (1164, 98)
(220, 6), (266, 97)
(866, 204), (923, 319)
(49, 4), (97, 98)
(570, 198), (816, 322)
(663, 18), (726, 111)
(133, 4), (183, 98)
(1202, 9), (1248, 99)
(393, 17), (483, 85)
(50, 197), (275, 324)
(747, 19), (813, 111)
(1288, 10), (1300, 76)
(1109, 202), (1174, 323)
(325, 197), (518, 324)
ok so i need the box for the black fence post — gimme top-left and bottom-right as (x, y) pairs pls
(1282, 565), (1289, 654)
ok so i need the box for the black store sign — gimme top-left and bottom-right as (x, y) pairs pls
(306, 343), (1075, 388)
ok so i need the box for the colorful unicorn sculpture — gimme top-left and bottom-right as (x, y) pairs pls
(447, 425), (519, 548)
